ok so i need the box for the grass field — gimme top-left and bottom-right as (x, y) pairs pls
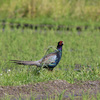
(0, 27), (100, 86)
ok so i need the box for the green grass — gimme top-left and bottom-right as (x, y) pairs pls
(0, 26), (100, 86)
(1, 17), (100, 27)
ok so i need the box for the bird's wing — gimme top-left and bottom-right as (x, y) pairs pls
(41, 53), (58, 65)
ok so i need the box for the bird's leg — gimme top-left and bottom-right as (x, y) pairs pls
(48, 68), (53, 71)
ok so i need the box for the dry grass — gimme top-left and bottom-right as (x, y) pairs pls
(0, 0), (100, 21)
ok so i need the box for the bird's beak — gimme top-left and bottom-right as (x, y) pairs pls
(62, 42), (64, 45)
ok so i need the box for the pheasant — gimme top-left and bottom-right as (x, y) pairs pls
(11, 41), (64, 71)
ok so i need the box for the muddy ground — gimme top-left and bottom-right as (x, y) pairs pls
(0, 80), (100, 100)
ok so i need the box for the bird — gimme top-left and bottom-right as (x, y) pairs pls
(11, 41), (64, 71)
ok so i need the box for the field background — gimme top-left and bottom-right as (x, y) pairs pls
(0, 0), (100, 99)
(0, 0), (100, 25)
(0, 28), (100, 86)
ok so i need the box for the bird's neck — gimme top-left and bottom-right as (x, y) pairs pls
(57, 46), (62, 51)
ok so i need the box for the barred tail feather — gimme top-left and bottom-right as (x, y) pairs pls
(10, 60), (41, 66)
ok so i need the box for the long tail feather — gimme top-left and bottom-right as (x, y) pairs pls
(10, 60), (41, 66)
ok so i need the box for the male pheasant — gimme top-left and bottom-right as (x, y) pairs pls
(11, 41), (64, 71)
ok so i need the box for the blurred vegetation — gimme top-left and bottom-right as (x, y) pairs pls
(0, 0), (100, 24)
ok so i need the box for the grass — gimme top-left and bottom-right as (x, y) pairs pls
(0, 0), (100, 25)
(1, 17), (100, 27)
(0, 26), (100, 86)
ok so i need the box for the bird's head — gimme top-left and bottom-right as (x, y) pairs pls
(57, 41), (64, 50)
(58, 41), (64, 46)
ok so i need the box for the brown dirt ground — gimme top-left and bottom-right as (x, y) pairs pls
(0, 80), (100, 100)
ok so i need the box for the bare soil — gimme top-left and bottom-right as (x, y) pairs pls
(0, 80), (100, 100)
